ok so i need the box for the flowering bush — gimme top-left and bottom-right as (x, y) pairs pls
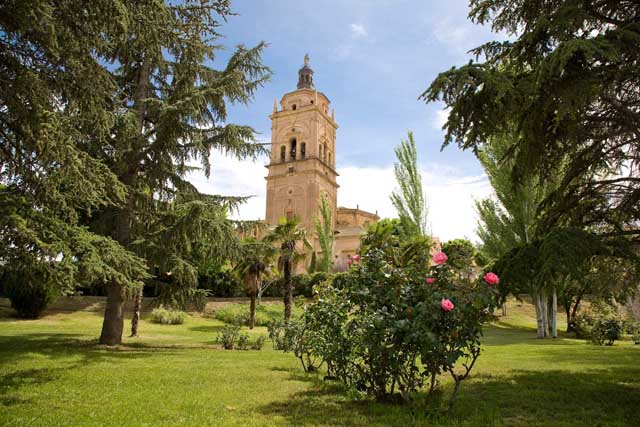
(293, 246), (501, 407)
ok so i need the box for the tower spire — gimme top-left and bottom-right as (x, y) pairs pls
(297, 53), (314, 89)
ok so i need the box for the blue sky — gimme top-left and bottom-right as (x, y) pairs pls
(189, 0), (505, 241)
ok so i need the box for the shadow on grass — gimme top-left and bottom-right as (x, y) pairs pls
(0, 367), (65, 406)
(259, 364), (640, 427)
(187, 324), (227, 334)
(482, 323), (580, 346)
(0, 332), (174, 367)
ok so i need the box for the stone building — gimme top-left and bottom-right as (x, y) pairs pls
(264, 55), (379, 270)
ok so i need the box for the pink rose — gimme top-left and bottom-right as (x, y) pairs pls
(352, 254), (361, 262)
(425, 277), (436, 284)
(441, 298), (454, 312)
(433, 252), (448, 265)
(483, 272), (500, 285)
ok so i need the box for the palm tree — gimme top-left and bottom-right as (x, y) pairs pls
(265, 217), (312, 322)
(233, 238), (277, 329)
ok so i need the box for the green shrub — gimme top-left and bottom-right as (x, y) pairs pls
(251, 335), (266, 350)
(266, 319), (298, 351)
(236, 333), (250, 350)
(198, 267), (243, 297)
(217, 323), (242, 349)
(214, 303), (302, 327)
(627, 322), (640, 345)
(575, 302), (624, 345)
(286, 247), (501, 404)
(150, 306), (187, 325)
(1, 265), (57, 319)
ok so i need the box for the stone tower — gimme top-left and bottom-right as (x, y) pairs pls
(265, 54), (339, 243)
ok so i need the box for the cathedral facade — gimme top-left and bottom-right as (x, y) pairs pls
(264, 56), (379, 270)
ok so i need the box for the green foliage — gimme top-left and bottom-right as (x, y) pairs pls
(473, 132), (555, 261)
(150, 307), (187, 325)
(441, 239), (476, 274)
(236, 333), (251, 350)
(233, 238), (278, 296)
(422, 1), (640, 238)
(289, 245), (501, 403)
(217, 323), (242, 350)
(251, 335), (266, 350)
(198, 267), (243, 297)
(214, 303), (303, 328)
(1, 264), (57, 319)
(361, 219), (433, 270)
(0, 0), (270, 344)
(155, 279), (209, 313)
(265, 217), (312, 321)
(313, 194), (334, 272)
(575, 302), (624, 346)
(390, 131), (428, 237)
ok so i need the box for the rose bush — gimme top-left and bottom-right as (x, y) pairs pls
(289, 245), (501, 408)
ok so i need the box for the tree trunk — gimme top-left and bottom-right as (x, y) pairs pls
(534, 291), (545, 338)
(249, 274), (258, 329)
(100, 283), (126, 345)
(283, 257), (292, 323)
(130, 287), (142, 337)
(551, 288), (557, 338)
(501, 301), (507, 317)
(541, 290), (550, 338)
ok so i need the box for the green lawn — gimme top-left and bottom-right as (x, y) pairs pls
(1, 299), (639, 427)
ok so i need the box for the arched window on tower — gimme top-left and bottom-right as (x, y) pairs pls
(290, 138), (297, 160)
(292, 104), (297, 110)
(328, 152), (332, 165)
(300, 143), (306, 159)
(322, 144), (327, 161)
(319, 144), (323, 159)
(280, 146), (286, 162)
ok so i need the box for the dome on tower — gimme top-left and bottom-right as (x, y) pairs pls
(297, 53), (314, 89)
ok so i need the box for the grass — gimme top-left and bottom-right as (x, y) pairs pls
(0, 299), (639, 427)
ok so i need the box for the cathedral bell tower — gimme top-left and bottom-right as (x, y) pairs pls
(265, 54), (339, 242)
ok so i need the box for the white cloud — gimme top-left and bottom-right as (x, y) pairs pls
(433, 107), (450, 130)
(186, 151), (269, 221)
(335, 23), (369, 59)
(187, 152), (493, 243)
(338, 165), (492, 242)
(350, 23), (367, 38)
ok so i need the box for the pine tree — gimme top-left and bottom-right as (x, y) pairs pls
(0, 1), (271, 345)
(0, 0), (149, 316)
(423, 0), (640, 240)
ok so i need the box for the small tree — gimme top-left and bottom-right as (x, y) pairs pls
(233, 238), (277, 329)
(265, 217), (312, 322)
(441, 239), (476, 280)
(313, 194), (334, 273)
(390, 131), (428, 237)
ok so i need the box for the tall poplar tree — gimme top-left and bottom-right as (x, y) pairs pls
(390, 131), (428, 237)
(313, 194), (334, 273)
(475, 133), (559, 337)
